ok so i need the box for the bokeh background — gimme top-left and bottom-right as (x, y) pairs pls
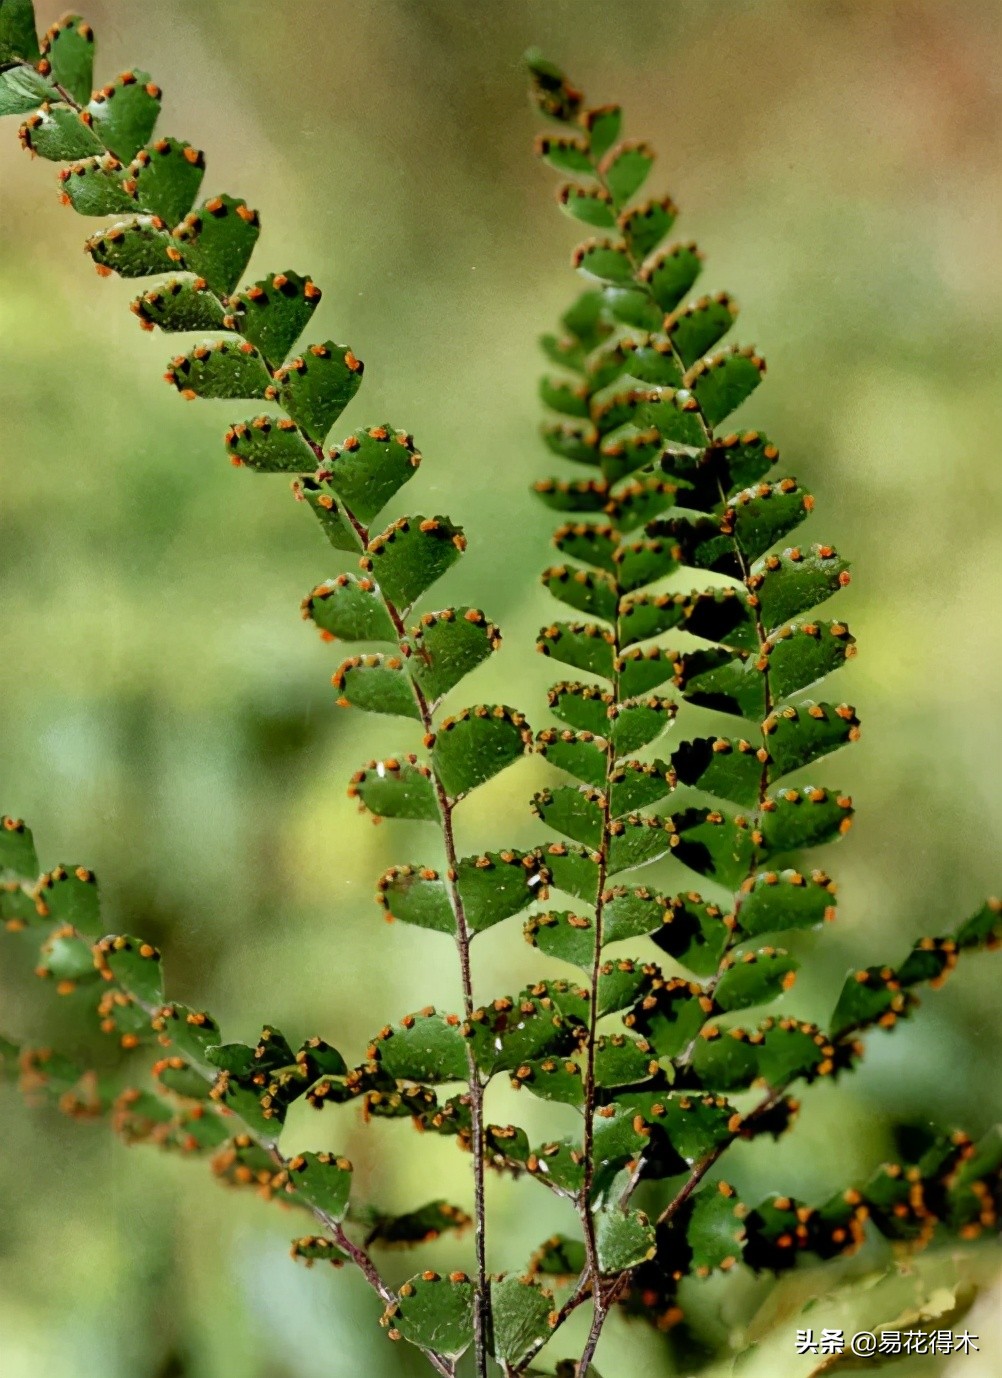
(1, 2), (1000, 1375)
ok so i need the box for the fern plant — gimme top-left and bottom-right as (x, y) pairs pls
(0, 7), (999, 1376)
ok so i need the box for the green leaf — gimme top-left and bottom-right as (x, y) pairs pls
(0, 65), (55, 116)
(670, 736), (762, 808)
(290, 1236), (347, 1267)
(533, 477), (609, 513)
(666, 292), (739, 368)
(582, 102), (622, 158)
(611, 479), (678, 538)
(536, 132), (592, 174)
(649, 511), (739, 577)
(589, 336), (682, 392)
(491, 1275), (553, 1367)
(561, 289), (611, 350)
(172, 194), (260, 294)
(367, 1200), (472, 1248)
(38, 929), (98, 986)
(465, 983), (586, 1076)
(41, 12), (92, 104)
(20, 100), (101, 159)
(558, 181), (616, 228)
(57, 153), (133, 215)
(1, 880), (39, 929)
(0, 0), (39, 63)
(369, 1010), (467, 1083)
(592, 1092), (734, 1173)
(547, 680), (613, 735)
(625, 974), (707, 1058)
(616, 645), (677, 698)
(687, 1185), (746, 1272)
(322, 424), (420, 524)
(228, 415), (314, 473)
(686, 345), (765, 427)
(301, 574), (396, 643)
(597, 958), (657, 1016)
(599, 422), (665, 482)
(553, 520), (619, 574)
(691, 1029), (759, 1090)
(602, 284), (662, 331)
(431, 705), (532, 800)
(542, 419), (600, 465)
(85, 216), (175, 278)
(609, 759), (673, 815)
(543, 842), (600, 902)
(408, 607), (500, 703)
(955, 897), (1002, 949)
(536, 727), (607, 787)
(512, 1056), (583, 1105)
(542, 564), (617, 621)
(269, 341), (363, 444)
(618, 590), (686, 646)
(460, 850), (548, 934)
(751, 543), (850, 630)
(754, 1018), (829, 1085)
(0, 815), (37, 879)
(670, 808), (757, 888)
(540, 373), (589, 417)
(619, 195), (678, 257)
(362, 514), (465, 613)
(762, 701), (860, 779)
(347, 755), (438, 822)
(126, 137), (205, 225)
(736, 867), (836, 938)
(650, 891), (731, 976)
(525, 909), (595, 969)
(294, 478), (357, 548)
(285, 1151), (353, 1220)
(673, 647), (766, 720)
(764, 620), (856, 699)
(537, 622), (615, 680)
(602, 885), (669, 944)
(728, 480), (813, 562)
(573, 237), (634, 284)
(612, 695), (677, 754)
(600, 140), (654, 204)
(33, 863), (100, 933)
(672, 587), (758, 651)
(594, 1033), (659, 1088)
(760, 785), (853, 853)
(641, 242), (703, 312)
(526, 49), (583, 123)
(152, 1004), (221, 1069)
(377, 864), (454, 935)
(378, 850), (545, 935)
(228, 269), (321, 368)
(715, 948), (798, 1011)
(533, 785), (603, 848)
(133, 277), (227, 331)
(95, 934), (164, 1005)
(596, 1208), (656, 1273)
(527, 1234), (586, 1280)
(86, 70), (161, 161)
(332, 654), (420, 719)
(612, 535), (679, 592)
(389, 1272), (474, 1359)
(164, 339), (270, 401)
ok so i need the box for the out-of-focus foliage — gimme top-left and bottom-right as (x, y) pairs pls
(1, 2), (1000, 1377)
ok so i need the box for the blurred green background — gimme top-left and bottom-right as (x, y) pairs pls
(1, 1), (1000, 1374)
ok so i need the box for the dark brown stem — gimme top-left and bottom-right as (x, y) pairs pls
(333, 494), (491, 1378)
